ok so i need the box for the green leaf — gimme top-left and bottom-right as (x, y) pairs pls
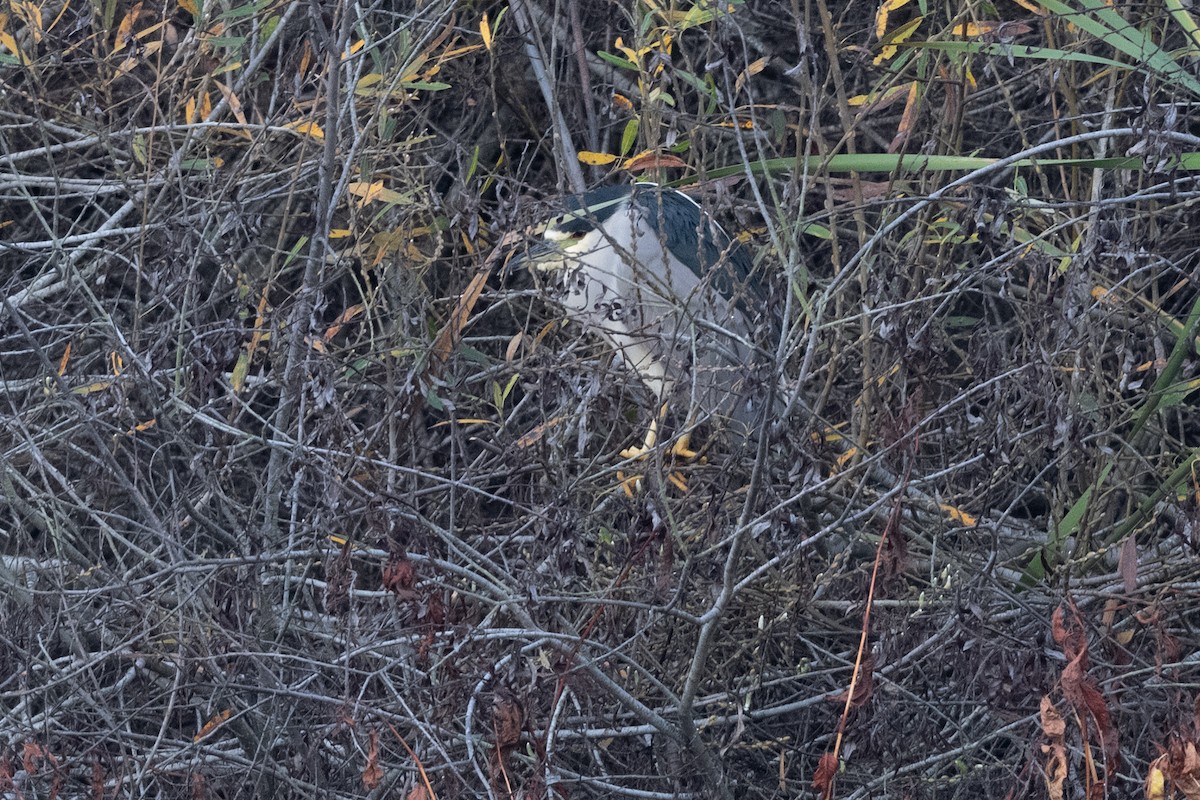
(466, 145), (480, 183)
(1130, 292), (1200, 436)
(402, 81), (451, 92)
(596, 50), (638, 71)
(178, 158), (217, 171)
(499, 373), (519, 408)
(1164, 0), (1200, 56)
(1036, 0), (1200, 96)
(906, 40), (1129, 68)
(207, 36), (248, 49)
(216, 0), (271, 20)
(259, 14), (279, 43)
(619, 119), (639, 155)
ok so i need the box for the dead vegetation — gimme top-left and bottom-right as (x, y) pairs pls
(2, 0), (1200, 798)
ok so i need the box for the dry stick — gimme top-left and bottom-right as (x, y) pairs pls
(822, 456), (910, 800)
(256, 0), (356, 550)
(784, 127), (1200, 424)
(0, 1), (304, 316)
(666, 60), (820, 796)
(510, 0), (586, 195)
(567, 1), (601, 167)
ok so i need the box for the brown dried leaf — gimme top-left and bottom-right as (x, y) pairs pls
(827, 658), (874, 709)
(1053, 600), (1120, 776)
(1156, 737), (1200, 800)
(622, 151), (688, 173)
(492, 688), (524, 752)
(91, 756), (105, 800)
(22, 741), (59, 774)
(887, 80), (920, 153)
(382, 552), (416, 594)
(1118, 535), (1138, 592)
(811, 751), (838, 797)
(1040, 696), (1065, 739)
(431, 268), (489, 367)
(362, 730), (383, 790)
(1042, 740), (1067, 800)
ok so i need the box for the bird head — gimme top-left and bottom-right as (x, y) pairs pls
(510, 184), (640, 275)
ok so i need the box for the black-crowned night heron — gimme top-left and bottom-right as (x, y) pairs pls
(514, 182), (766, 463)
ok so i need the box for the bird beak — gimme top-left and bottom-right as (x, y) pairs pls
(505, 236), (566, 276)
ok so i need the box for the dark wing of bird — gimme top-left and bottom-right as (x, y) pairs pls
(627, 185), (760, 312)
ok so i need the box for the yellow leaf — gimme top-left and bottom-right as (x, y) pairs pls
(516, 416), (568, 448)
(622, 150), (687, 172)
(210, 84), (248, 135)
(939, 504), (977, 526)
(735, 56), (768, 93)
(578, 151), (619, 165)
(113, 2), (142, 53)
(14, 1), (42, 42)
(1013, 0), (1047, 15)
(874, 15), (923, 64)
(505, 332), (524, 362)
(848, 84), (911, 110)
(284, 120), (324, 140)
(178, 0), (198, 16)
(134, 20), (167, 41)
(374, 187), (410, 204)
(125, 419), (157, 435)
(952, 21), (1002, 37)
(875, 0), (911, 38)
(329, 228), (352, 239)
(895, 79), (919, 139)
(194, 709), (232, 742)
(72, 381), (114, 395)
(357, 72), (383, 88)
(347, 180), (384, 204)
(57, 342), (71, 376)
(0, 27), (28, 65)
(322, 304), (364, 341)
(1146, 757), (1166, 800)
(348, 182), (409, 206)
(299, 40), (312, 76)
(614, 36), (649, 64)
(431, 268), (490, 367)
(480, 12), (492, 51)
(441, 44), (483, 58)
